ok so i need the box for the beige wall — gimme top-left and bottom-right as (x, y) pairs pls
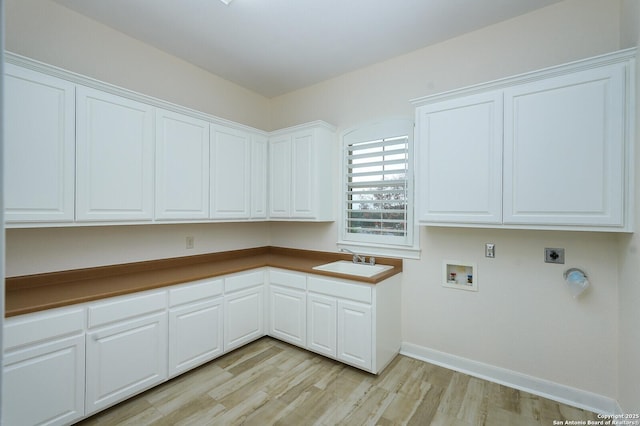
(3, 0), (637, 410)
(5, 223), (271, 276)
(617, 0), (640, 414)
(270, 0), (624, 402)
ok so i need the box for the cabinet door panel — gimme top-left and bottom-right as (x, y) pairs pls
(169, 298), (223, 377)
(503, 63), (626, 226)
(307, 293), (337, 358)
(3, 334), (85, 426)
(211, 125), (251, 219)
(76, 87), (154, 221)
(269, 135), (291, 217)
(156, 109), (210, 219)
(86, 313), (167, 414)
(269, 285), (306, 347)
(4, 64), (76, 223)
(337, 300), (372, 370)
(291, 131), (315, 217)
(224, 286), (264, 351)
(416, 92), (503, 224)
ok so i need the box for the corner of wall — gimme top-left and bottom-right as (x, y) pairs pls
(616, 0), (640, 413)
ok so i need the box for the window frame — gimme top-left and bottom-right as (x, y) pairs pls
(338, 118), (420, 259)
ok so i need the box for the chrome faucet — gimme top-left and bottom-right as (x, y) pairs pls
(340, 248), (375, 265)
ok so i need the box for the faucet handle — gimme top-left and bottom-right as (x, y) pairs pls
(369, 257), (376, 265)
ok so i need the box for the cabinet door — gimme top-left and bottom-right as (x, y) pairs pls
(251, 135), (269, 219)
(85, 312), (168, 415)
(224, 286), (264, 351)
(268, 135), (292, 217)
(416, 92), (503, 224)
(503, 63), (627, 226)
(4, 64), (75, 223)
(269, 285), (306, 347)
(3, 334), (85, 426)
(210, 125), (251, 219)
(337, 300), (372, 371)
(76, 86), (154, 221)
(169, 298), (223, 377)
(307, 293), (337, 358)
(291, 130), (315, 218)
(156, 109), (210, 220)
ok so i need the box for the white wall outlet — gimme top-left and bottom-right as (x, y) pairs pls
(186, 236), (194, 249)
(485, 243), (495, 258)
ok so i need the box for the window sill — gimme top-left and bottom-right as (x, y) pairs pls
(337, 241), (421, 260)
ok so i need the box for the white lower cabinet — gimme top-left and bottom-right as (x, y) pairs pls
(3, 266), (401, 425)
(224, 270), (266, 351)
(85, 291), (168, 415)
(2, 307), (85, 426)
(268, 269), (307, 348)
(168, 278), (224, 377)
(306, 274), (401, 374)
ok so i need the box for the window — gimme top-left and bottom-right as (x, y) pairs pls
(340, 118), (418, 257)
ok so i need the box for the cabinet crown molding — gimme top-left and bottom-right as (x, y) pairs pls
(410, 48), (636, 107)
(4, 51), (269, 137)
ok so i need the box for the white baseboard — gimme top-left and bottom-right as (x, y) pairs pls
(400, 342), (620, 415)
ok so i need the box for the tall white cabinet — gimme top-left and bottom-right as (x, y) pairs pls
(414, 49), (635, 232)
(4, 63), (76, 223)
(76, 86), (155, 222)
(269, 121), (336, 221)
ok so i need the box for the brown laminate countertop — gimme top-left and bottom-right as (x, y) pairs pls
(5, 246), (402, 317)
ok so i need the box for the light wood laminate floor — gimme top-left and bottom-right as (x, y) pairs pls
(77, 337), (599, 426)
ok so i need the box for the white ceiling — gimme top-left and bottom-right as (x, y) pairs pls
(53, 0), (563, 98)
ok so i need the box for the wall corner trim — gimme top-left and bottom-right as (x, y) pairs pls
(400, 342), (620, 415)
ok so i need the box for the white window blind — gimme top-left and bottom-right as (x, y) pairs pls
(345, 134), (409, 244)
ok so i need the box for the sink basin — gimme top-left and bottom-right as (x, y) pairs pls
(312, 261), (393, 278)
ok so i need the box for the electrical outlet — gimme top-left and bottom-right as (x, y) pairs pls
(485, 243), (495, 258)
(186, 236), (194, 249)
(544, 248), (564, 264)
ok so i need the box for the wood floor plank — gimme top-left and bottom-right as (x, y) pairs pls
(77, 337), (600, 426)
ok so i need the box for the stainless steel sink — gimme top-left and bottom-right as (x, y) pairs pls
(312, 260), (393, 278)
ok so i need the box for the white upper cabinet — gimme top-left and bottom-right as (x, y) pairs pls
(268, 121), (336, 221)
(503, 63), (627, 227)
(155, 109), (210, 220)
(5, 55), (337, 227)
(413, 49), (635, 232)
(4, 64), (76, 223)
(416, 91), (503, 224)
(76, 86), (154, 221)
(210, 124), (252, 219)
